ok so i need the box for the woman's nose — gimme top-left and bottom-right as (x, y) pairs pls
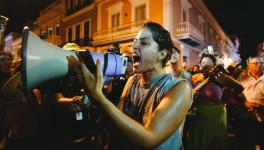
(132, 43), (139, 53)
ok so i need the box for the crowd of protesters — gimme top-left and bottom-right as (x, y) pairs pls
(0, 21), (263, 150)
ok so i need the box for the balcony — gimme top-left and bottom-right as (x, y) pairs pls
(93, 20), (148, 46)
(174, 22), (205, 48)
(66, 0), (93, 16)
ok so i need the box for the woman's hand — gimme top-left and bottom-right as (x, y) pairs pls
(67, 55), (104, 101)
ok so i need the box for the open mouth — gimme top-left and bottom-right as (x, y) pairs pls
(132, 55), (141, 63)
(132, 55), (141, 67)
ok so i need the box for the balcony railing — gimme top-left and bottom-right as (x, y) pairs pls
(174, 21), (204, 43)
(93, 20), (148, 45)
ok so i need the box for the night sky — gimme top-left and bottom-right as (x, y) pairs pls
(1, 0), (54, 33)
(1, 0), (263, 59)
(204, 0), (264, 59)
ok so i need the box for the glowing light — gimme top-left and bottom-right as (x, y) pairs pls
(222, 57), (233, 69)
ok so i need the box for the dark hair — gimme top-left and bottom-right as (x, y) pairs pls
(200, 54), (216, 66)
(142, 22), (174, 67)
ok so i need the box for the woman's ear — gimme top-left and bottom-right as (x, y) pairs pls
(159, 49), (168, 60)
(170, 50), (179, 63)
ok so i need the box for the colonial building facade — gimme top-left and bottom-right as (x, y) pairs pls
(33, 0), (231, 66)
(32, 0), (67, 46)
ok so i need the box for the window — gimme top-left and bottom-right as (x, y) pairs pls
(78, 0), (82, 5)
(106, 2), (123, 28)
(198, 15), (205, 32)
(75, 24), (80, 44)
(199, 22), (204, 32)
(67, 0), (72, 10)
(83, 21), (90, 45)
(131, 0), (148, 22)
(111, 13), (120, 28)
(41, 31), (46, 39)
(68, 27), (72, 42)
(183, 10), (187, 21)
(135, 4), (146, 21)
(209, 28), (213, 35)
(71, 0), (74, 7)
(181, 0), (191, 22)
(74, 0), (79, 7)
(48, 27), (52, 36)
(56, 24), (60, 36)
(183, 56), (188, 63)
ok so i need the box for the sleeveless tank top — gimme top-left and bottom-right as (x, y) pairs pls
(123, 73), (186, 150)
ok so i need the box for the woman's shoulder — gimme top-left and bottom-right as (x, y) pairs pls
(161, 74), (191, 93)
(166, 73), (190, 84)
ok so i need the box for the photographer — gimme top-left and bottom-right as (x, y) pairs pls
(69, 22), (192, 149)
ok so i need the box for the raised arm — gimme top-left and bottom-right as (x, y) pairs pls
(69, 56), (192, 148)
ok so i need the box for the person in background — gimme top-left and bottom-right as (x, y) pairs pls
(189, 65), (200, 75)
(0, 52), (13, 89)
(166, 47), (191, 82)
(69, 22), (192, 149)
(0, 39), (42, 150)
(0, 51), (13, 142)
(35, 42), (93, 150)
(0, 51), (14, 149)
(184, 54), (228, 150)
(257, 40), (264, 58)
(236, 56), (264, 149)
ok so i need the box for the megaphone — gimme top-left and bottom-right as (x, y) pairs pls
(21, 27), (128, 91)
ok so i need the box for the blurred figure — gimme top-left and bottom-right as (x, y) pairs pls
(184, 54), (228, 150)
(165, 47), (192, 138)
(165, 47), (191, 82)
(0, 15), (9, 50)
(0, 52), (13, 143)
(0, 72), (42, 150)
(189, 65), (201, 75)
(35, 43), (93, 150)
(236, 56), (264, 149)
(0, 38), (42, 150)
(257, 41), (264, 58)
(0, 51), (13, 89)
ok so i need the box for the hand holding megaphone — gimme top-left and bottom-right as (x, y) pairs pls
(67, 55), (105, 101)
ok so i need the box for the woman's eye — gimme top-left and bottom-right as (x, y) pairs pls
(140, 41), (148, 45)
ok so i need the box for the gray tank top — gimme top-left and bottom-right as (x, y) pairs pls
(123, 73), (184, 150)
